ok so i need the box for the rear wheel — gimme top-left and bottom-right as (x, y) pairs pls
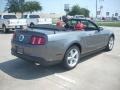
(2, 25), (9, 33)
(105, 36), (114, 51)
(63, 46), (80, 70)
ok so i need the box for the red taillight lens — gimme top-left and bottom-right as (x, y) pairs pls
(31, 36), (46, 45)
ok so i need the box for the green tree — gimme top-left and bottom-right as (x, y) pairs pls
(68, 5), (82, 16)
(5, 0), (20, 14)
(80, 8), (90, 17)
(24, 1), (42, 13)
(19, 0), (25, 15)
(5, 0), (42, 15)
(68, 5), (90, 17)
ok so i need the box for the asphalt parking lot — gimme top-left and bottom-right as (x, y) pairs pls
(0, 27), (120, 90)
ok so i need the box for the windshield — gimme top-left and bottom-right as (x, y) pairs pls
(3, 15), (17, 19)
(29, 15), (40, 18)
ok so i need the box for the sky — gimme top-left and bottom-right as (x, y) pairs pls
(0, 0), (120, 17)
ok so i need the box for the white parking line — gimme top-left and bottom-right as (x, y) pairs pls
(105, 53), (120, 58)
(54, 74), (76, 84)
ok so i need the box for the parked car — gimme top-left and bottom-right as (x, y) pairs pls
(0, 13), (27, 33)
(74, 15), (85, 19)
(11, 19), (115, 70)
(23, 14), (52, 27)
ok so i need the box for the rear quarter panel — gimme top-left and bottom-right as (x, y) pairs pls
(47, 31), (87, 56)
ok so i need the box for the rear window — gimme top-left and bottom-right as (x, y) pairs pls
(29, 15), (40, 18)
(23, 15), (27, 18)
(3, 15), (17, 19)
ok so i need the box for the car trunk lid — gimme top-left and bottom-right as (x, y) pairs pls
(13, 30), (48, 45)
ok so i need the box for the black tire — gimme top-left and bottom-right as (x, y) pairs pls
(63, 46), (80, 70)
(2, 25), (9, 33)
(30, 23), (34, 28)
(105, 36), (114, 51)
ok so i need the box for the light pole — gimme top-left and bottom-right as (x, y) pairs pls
(64, 4), (70, 15)
(96, 0), (98, 18)
(0, 0), (2, 12)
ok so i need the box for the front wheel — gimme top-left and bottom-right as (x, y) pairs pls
(63, 46), (80, 70)
(105, 36), (114, 51)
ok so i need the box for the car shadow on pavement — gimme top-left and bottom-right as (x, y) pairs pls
(0, 30), (14, 34)
(0, 58), (66, 80)
(0, 50), (105, 80)
(80, 50), (105, 63)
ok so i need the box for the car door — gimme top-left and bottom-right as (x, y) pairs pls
(67, 19), (78, 29)
(81, 20), (106, 53)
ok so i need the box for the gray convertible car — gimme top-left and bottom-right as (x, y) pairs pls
(11, 19), (115, 69)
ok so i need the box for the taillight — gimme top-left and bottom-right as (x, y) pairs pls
(31, 36), (46, 45)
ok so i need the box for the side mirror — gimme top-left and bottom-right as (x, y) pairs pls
(99, 27), (104, 31)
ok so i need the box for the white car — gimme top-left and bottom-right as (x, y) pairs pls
(23, 14), (52, 27)
(74, 15), (85, 19)
(0, 13), (27, 33)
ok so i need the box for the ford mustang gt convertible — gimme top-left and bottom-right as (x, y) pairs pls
(11, 19), (115, 69)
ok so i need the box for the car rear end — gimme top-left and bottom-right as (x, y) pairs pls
(37, 18), (52, 25)
(8, 19), (27, 29)
(3, 15), (27, 29)
(11, 29), (63, 66)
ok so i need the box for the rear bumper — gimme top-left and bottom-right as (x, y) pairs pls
(7, 25), (27, 29)
(11, 48), (61, 66)
(11, 40), (64, 66)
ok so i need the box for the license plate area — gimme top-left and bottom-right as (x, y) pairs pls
(17, 46), (24, 54)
